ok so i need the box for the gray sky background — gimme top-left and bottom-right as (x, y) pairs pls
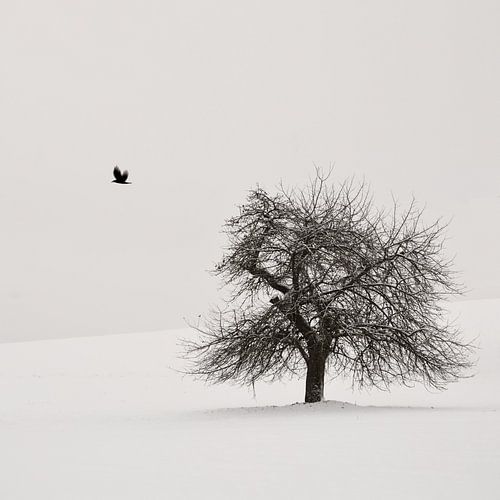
(1, 1), (499, 342)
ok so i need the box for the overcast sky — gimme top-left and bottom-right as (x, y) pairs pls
(1, 1), (498, 342)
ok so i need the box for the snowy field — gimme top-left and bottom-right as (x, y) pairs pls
(1, 299), (499, 500)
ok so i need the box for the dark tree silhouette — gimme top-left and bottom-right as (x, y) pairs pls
(185, 171), (473, 403)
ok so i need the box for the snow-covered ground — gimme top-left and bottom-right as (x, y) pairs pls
(1, 299), (499, 499)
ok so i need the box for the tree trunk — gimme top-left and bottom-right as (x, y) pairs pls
(305, 349), (326, 403)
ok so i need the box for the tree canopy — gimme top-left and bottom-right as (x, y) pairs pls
(185, 171), (473, 402)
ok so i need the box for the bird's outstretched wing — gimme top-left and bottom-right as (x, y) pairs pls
(121, 170), (129, 182)
(113, 166), (122, 181)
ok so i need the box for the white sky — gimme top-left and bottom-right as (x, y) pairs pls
(1, 0), (499, 341)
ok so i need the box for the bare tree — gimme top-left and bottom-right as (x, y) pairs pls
(185, 171), (473, 403)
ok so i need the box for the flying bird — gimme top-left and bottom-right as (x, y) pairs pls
(112, 166), (131, 184)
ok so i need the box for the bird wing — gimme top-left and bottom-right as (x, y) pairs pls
(113, 166), (122, 181)
(121, 170), (129, 182)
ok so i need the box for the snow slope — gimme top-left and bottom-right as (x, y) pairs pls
(0, 299), (499, 499)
